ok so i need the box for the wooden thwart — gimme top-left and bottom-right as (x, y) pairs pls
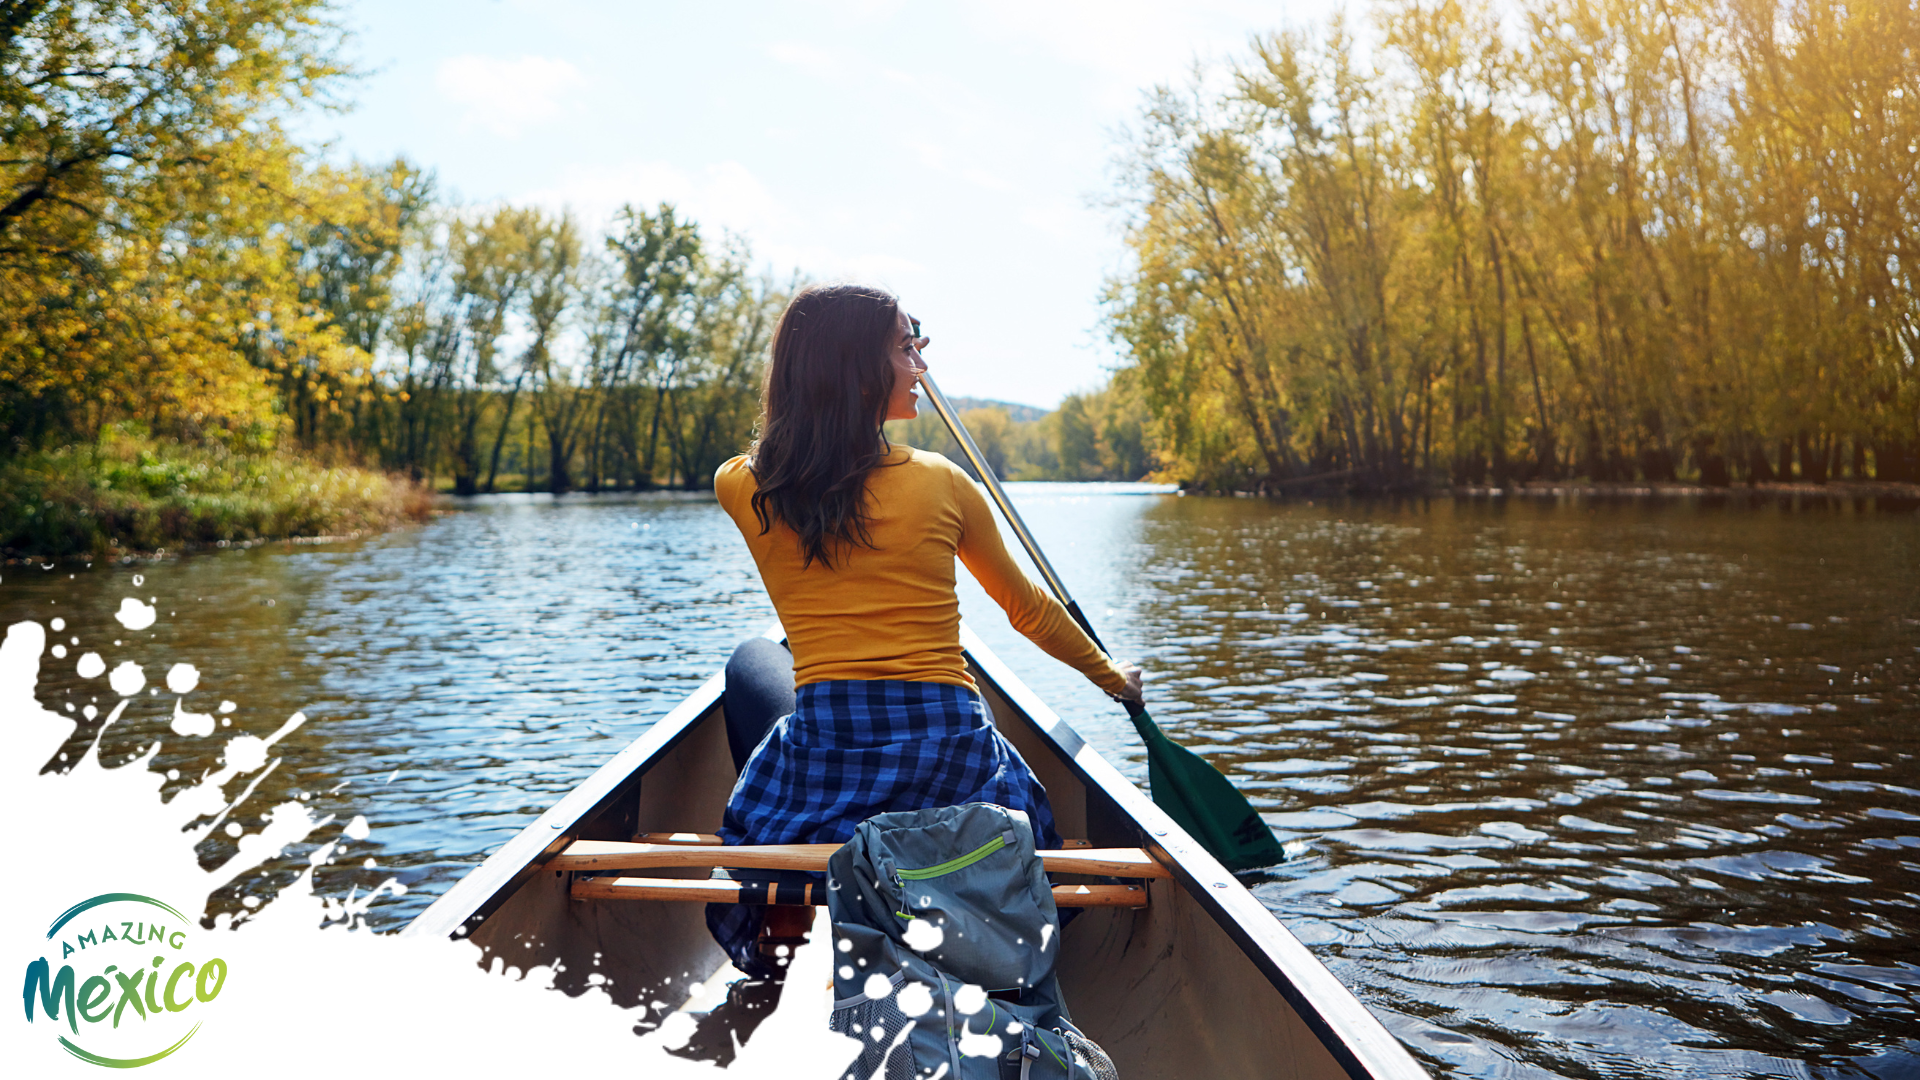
(632, 832), (1093, 849)
(571, 875), (1149, 908)
(564, 840), (1168, 879)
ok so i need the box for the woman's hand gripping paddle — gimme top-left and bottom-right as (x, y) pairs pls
(916, 370), (1288, 872)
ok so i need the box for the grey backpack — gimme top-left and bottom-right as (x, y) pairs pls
(826, 802), (1118, 1080)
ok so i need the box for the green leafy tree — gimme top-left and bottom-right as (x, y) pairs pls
(1, 0), (349, 451)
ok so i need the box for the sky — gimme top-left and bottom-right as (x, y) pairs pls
(308, 0), (1349, 409)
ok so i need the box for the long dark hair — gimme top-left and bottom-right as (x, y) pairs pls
(748, 283), (901, 569)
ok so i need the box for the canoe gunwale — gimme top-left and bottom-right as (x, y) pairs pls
(957, 625), (1429, 1080)
(399, 624), (779, 941)
(401, 621), (1429, 1080)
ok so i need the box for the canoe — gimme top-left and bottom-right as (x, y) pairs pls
(402, 623), (1431, 1079)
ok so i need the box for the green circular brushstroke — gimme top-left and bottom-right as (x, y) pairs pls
(46, 894), (189, 939)
(57, 1023), (200, 1069)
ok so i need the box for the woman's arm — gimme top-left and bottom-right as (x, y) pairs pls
(951, 468), (1135, 698)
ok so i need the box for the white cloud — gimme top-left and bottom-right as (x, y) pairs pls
(961, 167), (1013, 192)
(518, 159), (925, 286)
(521, 159), (785, 239)
(908, 140), (950, 171)
(1018, 200), (1076, 239)
(765, 40), (839, 79)
(434, 54), (586, 137)
(962, 0), (1308, 108)
(760, 244), (925, 285)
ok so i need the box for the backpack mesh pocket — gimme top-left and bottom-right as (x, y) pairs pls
(1063, 1029), (1118, 1080)
(829, 972), (917, 1080)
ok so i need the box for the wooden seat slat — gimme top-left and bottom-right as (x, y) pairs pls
(571, 875), (1149, 908)
(631, 832), (1092, 849)
(560, 841), (1169, 879)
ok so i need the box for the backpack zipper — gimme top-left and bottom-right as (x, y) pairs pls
(896, 835), (1006, 881)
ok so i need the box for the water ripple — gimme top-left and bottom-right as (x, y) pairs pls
(7, 488), (1916, 1078)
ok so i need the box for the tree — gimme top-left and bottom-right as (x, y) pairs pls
(1106, 0), (1920, 490)
(1, 0), (349, 451)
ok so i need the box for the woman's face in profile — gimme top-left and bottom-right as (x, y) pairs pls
(884, 308), (929, 422)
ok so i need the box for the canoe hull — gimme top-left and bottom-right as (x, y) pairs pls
(405, 626), (1430, 1080)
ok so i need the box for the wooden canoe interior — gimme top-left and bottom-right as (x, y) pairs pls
(461, 656), (1363, 1079)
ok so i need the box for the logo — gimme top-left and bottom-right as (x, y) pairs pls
(20, 893), (226, 1068)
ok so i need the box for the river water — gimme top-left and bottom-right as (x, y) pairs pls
(5, 486), (1917, 1078)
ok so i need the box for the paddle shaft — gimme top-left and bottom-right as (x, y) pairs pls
(917, 369), (1290, 872)
(915, 370), (1131, 708)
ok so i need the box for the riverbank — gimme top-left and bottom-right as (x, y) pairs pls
(0, 439), (433, 559)
(1186, 475), (1920, 503)
(1453, 478), (1920, 501)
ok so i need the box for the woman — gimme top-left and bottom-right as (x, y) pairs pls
(708, 283), (1144, 975)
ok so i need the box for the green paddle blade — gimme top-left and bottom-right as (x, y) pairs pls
(1129, 706), (1289, 872)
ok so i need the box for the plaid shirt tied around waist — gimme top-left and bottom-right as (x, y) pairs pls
(706, 679), (1061, 974)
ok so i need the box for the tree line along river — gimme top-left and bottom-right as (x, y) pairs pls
(5, 485), (1916, 1079)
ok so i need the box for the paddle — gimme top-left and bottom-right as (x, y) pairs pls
(916, 370), (1289, 872)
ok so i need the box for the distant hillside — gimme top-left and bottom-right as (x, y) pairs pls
(885, 381), (1154, 482)
(942, 396), (1050, 424)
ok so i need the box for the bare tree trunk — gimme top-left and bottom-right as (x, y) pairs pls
(483, 370), (527, 492)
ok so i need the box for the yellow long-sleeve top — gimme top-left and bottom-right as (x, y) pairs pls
(715, 447), (1127, 696)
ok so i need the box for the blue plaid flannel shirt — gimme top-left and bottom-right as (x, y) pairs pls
(706, 679), (1061, 974)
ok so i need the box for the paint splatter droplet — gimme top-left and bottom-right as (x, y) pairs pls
(953, 983), (987, 1016)
(895, 982), (932, 1017)
(224, 735), (268, 772)
(902, 917), (945, 953)
(76, 651), (105, 679)
(166, 662), (200, 694)
(115, 598), (156, 630)
(170, 700), (215, 737)
(108, 660), (145, 697)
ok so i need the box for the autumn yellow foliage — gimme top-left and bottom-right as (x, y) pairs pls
(1108, 0), (1920, 490)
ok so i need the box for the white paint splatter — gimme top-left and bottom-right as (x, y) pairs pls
(75, 651), (104, 678)
(902, 916), (945, 952)
(107, 659), (145, 696)
(114, 597), (156, 629)
(957, 1023), (1002, 1058)
(265, 710), (307, 746)
(895, 982), (933, 1017)
(863, 972), (893, 1001)
(166, 662), (200, 693)
(49, 617), (64, 631)
(49, 644), (65, 659)
(170, 698), (215, 737)
(0, 620), (864, 1076)
(344, 814), (371, 841)
(223, 734), (270, 773)
(953, 982), (987, 1016)
(218, 700), (236, 713)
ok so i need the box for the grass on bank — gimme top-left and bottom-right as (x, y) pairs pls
(0, 436), (432, 558)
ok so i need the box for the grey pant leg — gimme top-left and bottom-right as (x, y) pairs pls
(722, 637), (796, 773)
